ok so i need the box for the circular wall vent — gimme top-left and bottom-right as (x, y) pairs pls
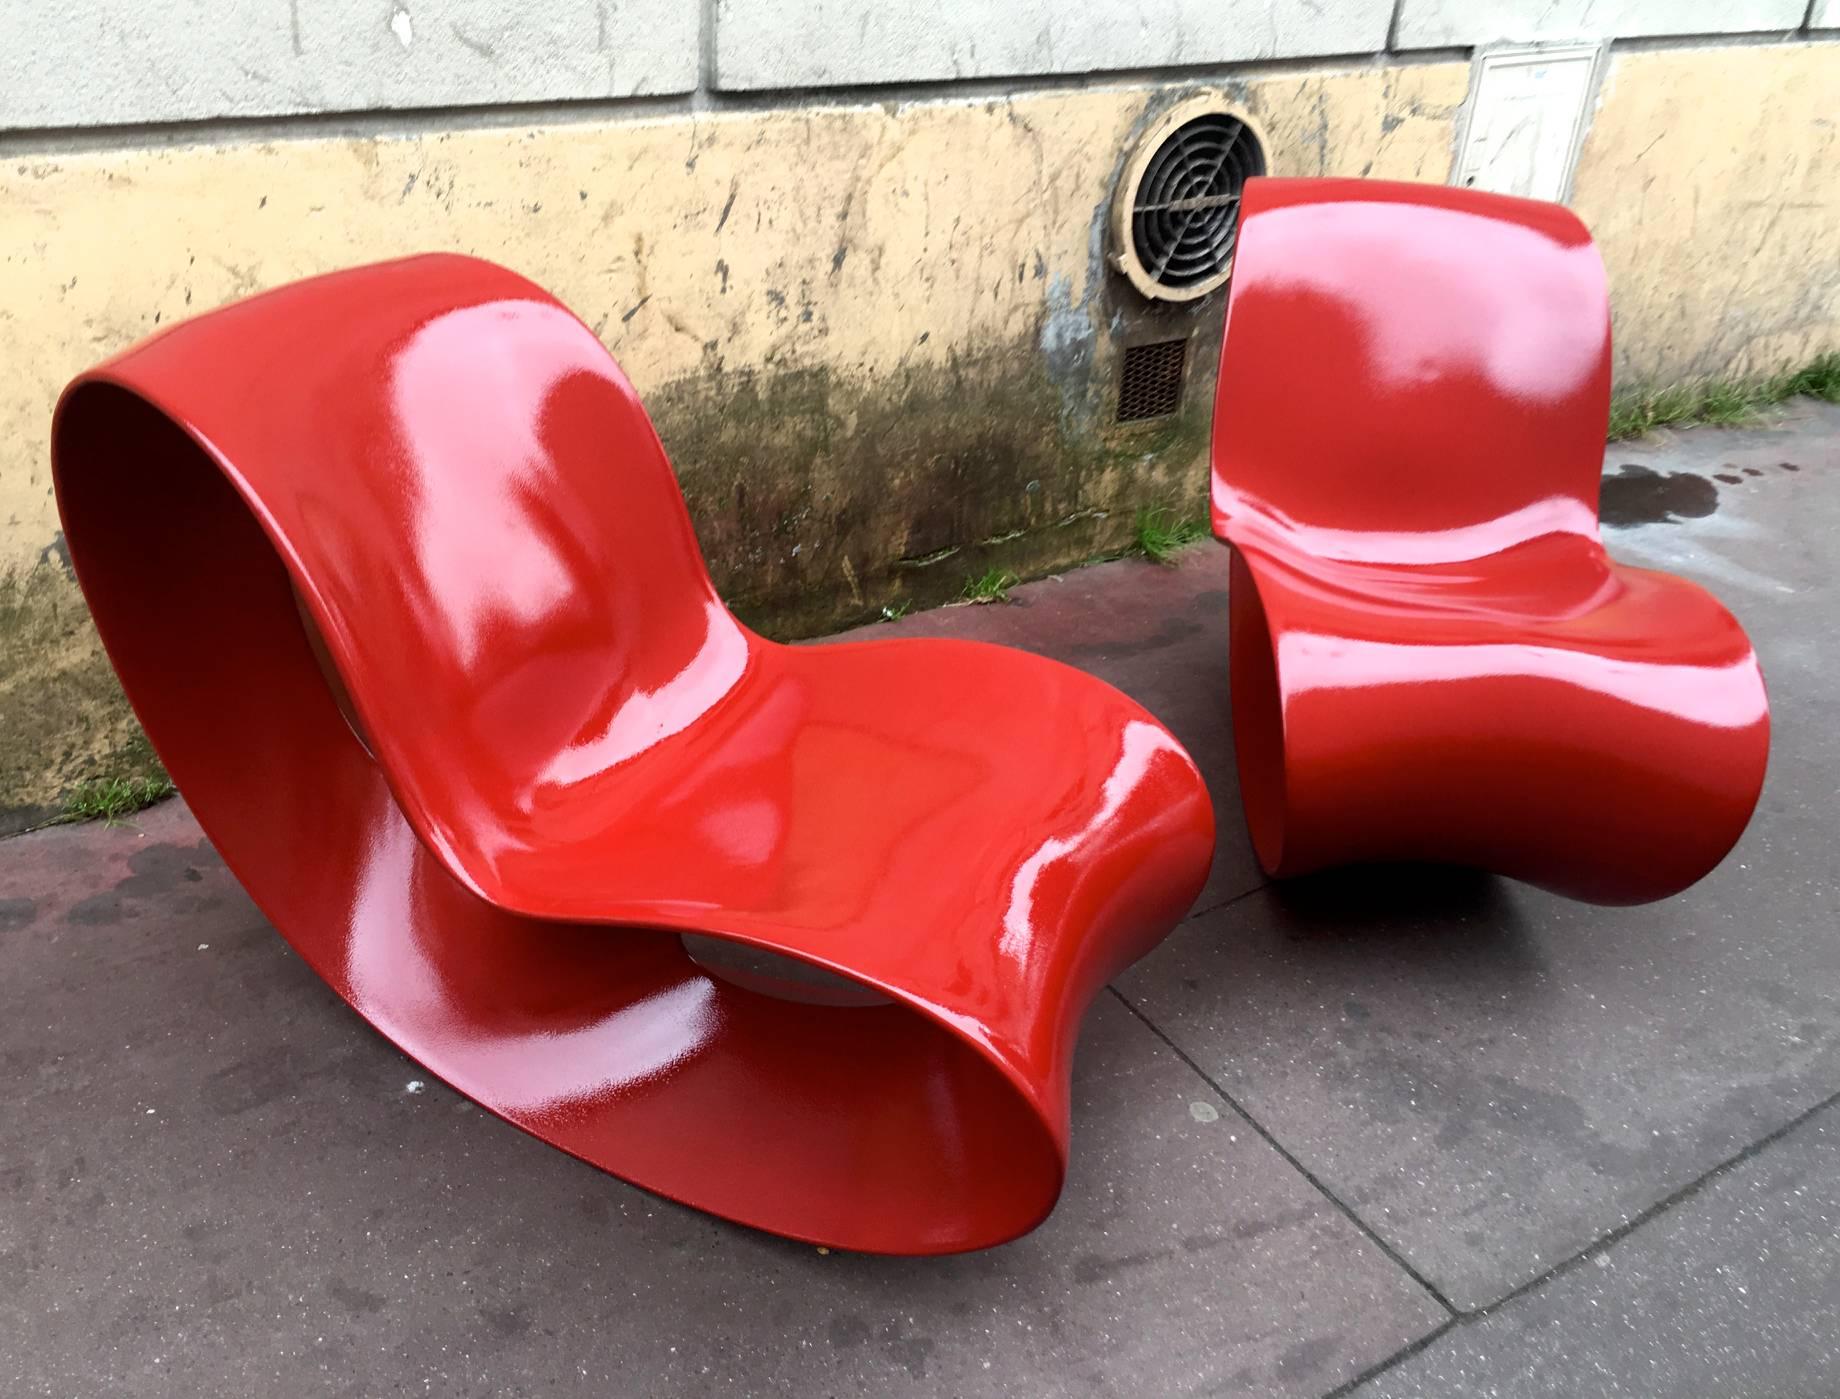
(1110, 98), (1268, 303)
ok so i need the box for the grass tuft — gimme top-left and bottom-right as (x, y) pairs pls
(961, 569), (1020, 605)
(1135, 507), (1210, 565)
(879, 599), (911, 622)
(63, 774), (176, 825)
(1607, 351), (1840, 441)
(1776, 351), (1840, 404)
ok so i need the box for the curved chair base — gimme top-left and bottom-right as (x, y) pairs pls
(54, 362), (1213, 1254)
(1226, 541), (1769, 905)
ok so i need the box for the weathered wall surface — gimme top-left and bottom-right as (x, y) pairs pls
(1, 0), (699, 127)
(0, 67), (1464, 614)
(1573, 42), (1840, 384)
(712, 0), (1395, 88)
(0, 0), (1836, 822)
(1395, 0), (1806, 47)
(6, 0), (1825, 125)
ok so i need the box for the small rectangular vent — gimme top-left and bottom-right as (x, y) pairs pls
(1116, 338), (1187, 423)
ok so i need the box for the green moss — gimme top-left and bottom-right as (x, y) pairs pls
(6, 329), (1219, 818)
(649, 340), (1211, 638)
(2, 562), (168, 835)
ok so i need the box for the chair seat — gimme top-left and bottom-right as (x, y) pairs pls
(1228, 532), (1768, 903)
(480, 634), (1201, 971)
(1235, 528), (1744, 651)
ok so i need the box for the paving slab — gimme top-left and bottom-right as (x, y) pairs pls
(0, 803), (1443, 1398)
(6, 398), (1838, 1394)
(1119, 398), (1840, 1311)
(1363, 1095), (1840, 1398)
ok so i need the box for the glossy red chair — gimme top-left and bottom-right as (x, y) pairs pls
(1211, 177), (1768, 905)
(51, 254), (1215, 1253)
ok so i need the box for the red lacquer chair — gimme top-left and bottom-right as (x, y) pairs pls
(1211, 177), (1769, 905)
(52, 255), (1215, 1253)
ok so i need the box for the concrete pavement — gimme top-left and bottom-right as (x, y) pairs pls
(4, 399), (1838, 1397)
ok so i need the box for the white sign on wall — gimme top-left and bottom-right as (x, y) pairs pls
(1454, 44), (1606, 203)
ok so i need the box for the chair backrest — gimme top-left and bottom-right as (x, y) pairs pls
(54, 255), (746, 888)
(1211, 178), (1612, 563)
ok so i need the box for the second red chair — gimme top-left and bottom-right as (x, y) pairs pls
(1211, 177), (1769, 905)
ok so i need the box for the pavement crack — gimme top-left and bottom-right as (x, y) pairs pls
(1318, 1080), (1840, 1397)
(1107, 984), (1462, 1318)
(1319, 1317), (1459, 1398)
(1178, 878), (1270, 925)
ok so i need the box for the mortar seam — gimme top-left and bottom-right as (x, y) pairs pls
(697, 0), (718, 104)
(1178, 878), (1268, 925)
(14, 30), (1832, 159)
(1321, 1081), (1840, 1397)
(1108, 984), (1463, 1316)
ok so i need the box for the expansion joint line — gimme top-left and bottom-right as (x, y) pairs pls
(1113, 942), (1840, 1398)
(1107, 980), (1462, 1316)
(1320, 1082), (1840, 1396)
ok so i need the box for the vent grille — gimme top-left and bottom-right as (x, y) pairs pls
(1116, 339), (1188, 423)
(1113, 106), (1267, 302)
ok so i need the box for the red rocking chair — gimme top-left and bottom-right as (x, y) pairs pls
(52, 255), (1215, 1253)
(1211, 177), (1769, 905)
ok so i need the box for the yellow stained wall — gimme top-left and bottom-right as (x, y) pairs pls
(4, 43), (1837, 818)
(0, 65), (1463, 573)
(9, 42), (1834, 585)
(1573, 42), (1840, 384)
(0, 63), (1466, 820)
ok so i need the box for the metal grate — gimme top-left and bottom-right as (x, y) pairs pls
(1131, 112), (1264, 293)
(1116, 339), (1188, 422)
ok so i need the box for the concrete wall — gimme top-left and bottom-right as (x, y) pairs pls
(1, 1), (1837, 821)
(6, 0), (1822, 120)
(711, 0), (1396, 88)
(2, 0), (699, 127)
(1396, 0), (1806, 47)
(1575, 41), (1840, 385)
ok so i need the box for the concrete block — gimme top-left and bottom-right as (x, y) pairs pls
(1367, 1102), (1840, 1398)
(1395, 0), (1807, 47)
(0, 0), (698, 132)
(1811, 0), (1840, 28)
(712, 0), (1393, 90)
(0, 831), (1450, 1397)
